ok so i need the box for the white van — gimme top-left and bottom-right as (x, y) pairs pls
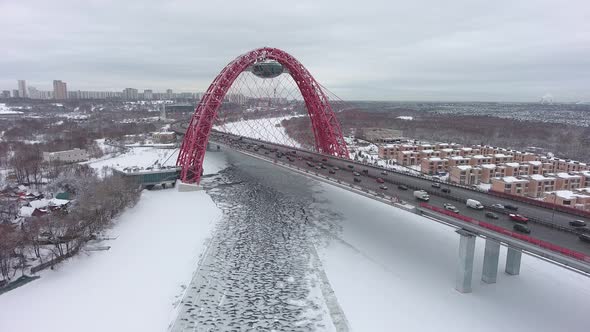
(466, 199), (484, 210)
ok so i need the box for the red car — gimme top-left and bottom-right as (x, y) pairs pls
(509, 214), (528, 223)
(376, 178), (385, 183)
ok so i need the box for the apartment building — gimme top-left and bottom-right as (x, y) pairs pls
(449, 165), (482, 185)
(480, 164), (507, 183)
(396, 150), (419, 166)
(527, 174), (556, 198)
(554, 172), (583, 191)
(492, 153), (513, 164)
(543, 190), (590, 211)
(421, 157), (449, 175)
(491, 176), (530, 196)
(43, 148), (88, 163)
(448, 156), (470, 167)
(469, 155), (493, 166)
(377, 144), (397, 159)
(503, 162), (530, 177)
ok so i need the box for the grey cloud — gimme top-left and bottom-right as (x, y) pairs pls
(1, 0), (589, 101)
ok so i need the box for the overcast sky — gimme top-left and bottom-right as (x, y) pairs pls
(1, 0), (589, 102)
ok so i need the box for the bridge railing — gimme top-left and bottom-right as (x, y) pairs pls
(419, 203), (590, 263)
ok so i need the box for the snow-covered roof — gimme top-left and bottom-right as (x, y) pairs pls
(500, 176), (528, 184)
(429, 157), (443, 161)
(504, 162), (520, 168)
(556, 172), (582, 179)
(494, 153), (510, 158)
(421, 149), (435, 153)
(20, 206), (35, 217)
(29, 198), (70, 209)
(481, 164), (497, 169)
(530, 174), (555, 181)
(441, 148), (454, 152)
(527, 161), (542, 166)
(548, 190), (590, 200)
(471, 155), (489, 159)
(401, 151), (416, 155)
(456, 165), (472, 171)
(451, 156), (469, 160)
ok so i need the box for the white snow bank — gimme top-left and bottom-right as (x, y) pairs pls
(0, 154), (226, 332)
(313, 181), (590, 332)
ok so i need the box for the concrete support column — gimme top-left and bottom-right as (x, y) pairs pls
(505, 247), (522, 276)
(482, 238), (500, 284)
(455, 229), (476, 293)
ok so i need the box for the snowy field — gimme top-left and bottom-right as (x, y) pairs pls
(0, 152), (227, 332)
(85, 146), (179, 173)
(215, 115), (301, 147)
(313, 181), (590, 332)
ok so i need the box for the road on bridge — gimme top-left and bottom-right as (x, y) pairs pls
(210, 132), (590, 259)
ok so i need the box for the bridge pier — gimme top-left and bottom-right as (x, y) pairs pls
(505, 247), (522, 275)
(482, 238), (500, 284)
(455, 229), (476, 293)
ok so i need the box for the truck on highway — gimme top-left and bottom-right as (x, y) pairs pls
(413, 190), (430, 201)
(466, 199), (484, 210)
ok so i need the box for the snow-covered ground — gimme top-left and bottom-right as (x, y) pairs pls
(215, 115), (301, 147)
(0, 152), (227, 332)
(0, 103), (23, 114)
(85, 147), (179, 174)
(313, 181), (590, 331)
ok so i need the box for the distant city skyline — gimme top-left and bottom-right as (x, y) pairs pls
(1, 0), (589, 102)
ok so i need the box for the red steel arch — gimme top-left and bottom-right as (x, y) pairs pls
(177, 47), (349, 184)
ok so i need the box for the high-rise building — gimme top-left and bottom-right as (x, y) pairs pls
(144, 89), (153, 100)
(18, 80), (27, 98)
(166, 89), (173, 99)
(27, 86), (40, 99)
(53, 80), (68, 99)
(12, 90), (19, 98)
(1, 90), (10, 99)
(122, 88), (138, 100)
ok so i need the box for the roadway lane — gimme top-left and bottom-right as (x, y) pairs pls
(210, 133), (590, 257)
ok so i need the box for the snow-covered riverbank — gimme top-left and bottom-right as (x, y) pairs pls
(0, 152), (227, 332)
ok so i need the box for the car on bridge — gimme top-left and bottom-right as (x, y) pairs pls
(443, 203), (459, 213)
(485, 212), (499, 219)
(509, 214), (529, 223)
(441, 188), (451, 193)
(321, 158), (327, 162)
(381, 171), (388, 175)
(513, 223), (531, 234)
(347, 165), (354, 169)
(329, 169), (336, 174)
(432, 182), (441, 189)
(362, 169), (369, 175)
(354, 178), (361, 183)
(398, 184), (408, 190)
(504, 204), (519, 211)
(376, 178), (385, 183)
(580, 233), (590, 243)
(306, 162), (314, 167)
(570, 220), (587, 227)
(379, 184), (388, 190)
(353, 172), (361, 177)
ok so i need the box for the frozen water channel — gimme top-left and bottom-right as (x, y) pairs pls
(171, 152), (347, 331)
